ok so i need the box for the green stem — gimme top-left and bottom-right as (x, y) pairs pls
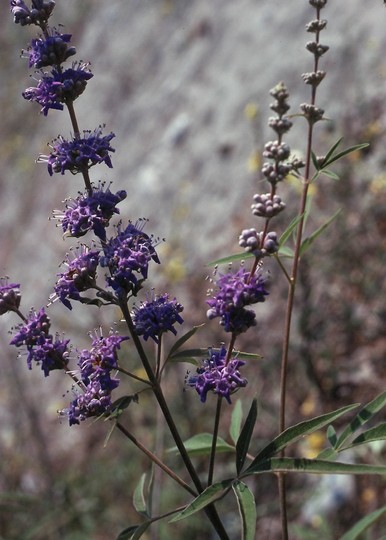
(116, 422), (197, 497)
(208, 395), (223, 486)
(119, 299), (230, 540)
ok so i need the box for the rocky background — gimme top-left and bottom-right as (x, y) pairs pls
(1, 1), (386, 538)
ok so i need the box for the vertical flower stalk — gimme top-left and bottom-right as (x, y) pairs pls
(278, 2), (328, 539)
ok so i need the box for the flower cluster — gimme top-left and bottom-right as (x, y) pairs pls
(206, 267), (268, 335)
(53, 246), (100, 310)
(0, 278), (22, 315)
(54, 183), (127, 240)
(10, 0), (55, 26)
(132, 293), (184, 343)
(39, 127), (115, 176)
(10, 307), (70, 376)
(24, 32), (76, 69)
(23, 63), (93, 116)
(100, 221), (161, 298)
(66, 332), (128, 425)
(187, 346), (247, 403)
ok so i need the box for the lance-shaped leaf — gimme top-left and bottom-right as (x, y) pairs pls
(299, 208), (342, 256)
(166, 325), (204, 360)
(170, 480), (233, 522)
(279, 212), (307, 248)
(242, 457), (386, 477)
(340, 504), (386, 540)
(133, 470), (154, 518)
(342, 423), (386, 451)
(244, 404), (358, 472)
(230, 400), (243, 445)
(167, 433), (234, 457)
(335, 391), (386, 450)
(232, 481), (257, 540)
(116, 521), (151, 540)
(236, 399), (258, 474)
(320, 142), (369, 169)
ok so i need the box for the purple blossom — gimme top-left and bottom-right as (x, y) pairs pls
(64, 332), (128, 425)
(24, 33), (76, 69)
(132, 293), (184, 343)
(206, 267), (268, 334)
(53, 183), (127, 240)
(53, 246), (100, 310)
(10, 0), (55, 26)
(100, 221), (160, 297)
(10, 308), (70, 375)
(23, 63), (93, 116)
(38, 126), (115, 175)
(187, 346), (247, 403)
(0, 278), (21, 315)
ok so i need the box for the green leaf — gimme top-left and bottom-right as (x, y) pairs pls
(170, 480), (233, 522)
(316, 447), (338, 461)
(278, 245), (294, 258)
(232, 481), (257, 540)
(335, 391), (386, 450)
(279, 212), (306, 248)
(230, 400), (243, 445)
(311, 149), (320, 170)
(242, 457), (386, 477)
(340, 505), (386, 540)
(321, 142), (369, 168)
(321, 136), (344, 166)
(236, 399), (258, 474)
(167, 325), (204, 359)
(344, 422), (386, 450)
(317, 168), (340, 181)
(116, 522), (151, 540)
(167, 433), (235, 456)
(133, 473), (150, 518)
(169, 348), (261, 363)
(326, 425), (337, 447)
(245, 404), (358, 472)
(299, 208), (342, 256)
(207, 252), (254, 267)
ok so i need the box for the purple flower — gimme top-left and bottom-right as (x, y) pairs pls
(64, 331), (128, 425)
(24, 33), (76, 69)
(10, 0), (55, 26)
(10, 308), (70, 375)
(53, 246), (100, 310)
(206, 267), (268, 334)
(0, 278), (21, 315)
(53, 182), (127, 240)
(132, 293), (184, 343)
(100, 221), (160, 297)
(67, 380), (113, 426)
(187, 346), (247, 403)
(23, 63), (93, 116)
(38, 126), (115, 175)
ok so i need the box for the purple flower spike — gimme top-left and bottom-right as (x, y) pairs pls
(0, 278), (21, 315)
(100, 220), (160, 297)
(132, 293), (184, 343)
(10, 308), (70, 375)
(38, 126), (115, 175)
(10, 0), (55, 26)
(206, 267), (268, 335)
(54, 182), (127, 240)
(67, 380), (113, 426)
(53, 246), (100, 310)
(23, 63), (93, 116)
(25, 33), (76, 69)
(187, 346), (247, 404)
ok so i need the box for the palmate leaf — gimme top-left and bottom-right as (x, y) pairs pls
(232, 481), (257, 540)
(339, 504), (386, 540)
(335, 390), (386, 450)
(321, 142), (369, 168)
(343, 422), (386, 450)
(244, 404), (358, 472)
(236, 399), (258, 474)
(170, 480), (233, 523)
(242, 457), (386, 477)
(167, 433), (234, 456)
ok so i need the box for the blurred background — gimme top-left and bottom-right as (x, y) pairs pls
(1, 0), (386, 538)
